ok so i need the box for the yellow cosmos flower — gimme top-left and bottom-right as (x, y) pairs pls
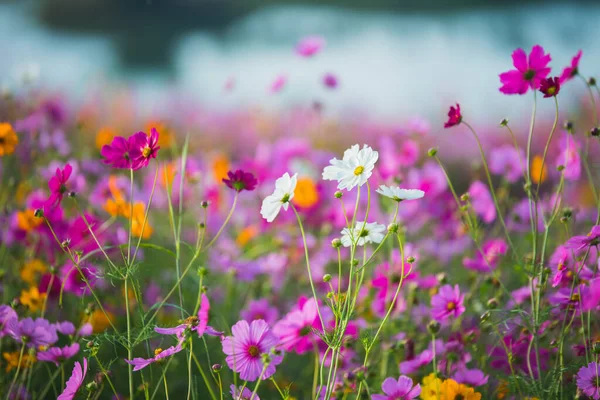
(20, 287), (47, 312)
(237, 225), (258, 246)
(420, 373), (443, 400)
(89, 309), (115, 333)
(130, 202), (153, 239)
(96, 126), (116, 150)
(439, 379), (482, 400)
(530, 155), (547, 184)
(20, 259), (47, 284)
(145, 121), (174, 148)
(0, 123), (18, 156)
(16, 209), (43, 232)
(212, 155), (229, 183)
(3, 351), (36, 372)
(293, 177), (319, 208)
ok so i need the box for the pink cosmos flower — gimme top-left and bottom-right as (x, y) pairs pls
(560, 50), (582, 83)
(499, 45), (551, 95)
(296, 36), (325, 57)
(555, 133), (581, 181)
(60, 260), (98, 296)
(540, 76), (560, 97)
(37, 343), (80, 366)
(269, 75), (287, 93)
(452, 368), (489, 386)
(576, 362), (600, 399)
(58, 358), (87, 400)
(372, 376), (421, 400)
(154, 294), (222, 338)
(323, 73), (338, 89)
(273, 298), (321, 354)
(45, 163), (72, 210)
(444, 103), (462, 128)
(101, 136), (134, 169)
(129, 128), (160, 170)
(489, 145), (524, 183)
(126, 342), (184, 371)
(240, 299), (280, 325)
(221, 319), (283, 381)
(467, 180), (496, 224)
(565, 226), (600, 251)
(0, 305), (17, 337)
(463, 238), (507, 273)
(230, 384), (260, 400)
(430, 284), (465, 321)
(223, 170), (258, 192)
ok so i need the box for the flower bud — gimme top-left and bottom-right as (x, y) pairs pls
(212, 364), (222, 372)
(460, 193), (470, 202)
(427, 320), (441, 335)
(331, 238), (342, 248)
(436, 273), (447, 284)
(427, 147), (438, 157)
(563, 120), (574, 132)
(85, 381), (98, 392)
(589, 77), (596, 86)
(61, 239), (71, 248)
(198, 222), (206, 229)
(557, 165), (565, 172)
(34, 208), (44, 218)
(487, 298), (499, 309)
(197, 267), (208, 277)
(68, 191), (76, 198)
(334, 191), (343, 199)
(499, 118), (509, 126)
(406, 256), (415, 263)
(387, 223), (399, 234)
(323, 274), (332, 283)
(591, 127), (600, 137)
(200, 201), (209, 208)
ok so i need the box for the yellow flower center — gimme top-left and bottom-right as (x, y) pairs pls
(248, 345), (259, 357)
(446, 301), (456, 311)
(154, 348), (163, 356)
(353, 166), (364, 176)
(142, 146), (152, 158)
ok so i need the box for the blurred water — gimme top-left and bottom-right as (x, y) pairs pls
(2, 2), (600, 122)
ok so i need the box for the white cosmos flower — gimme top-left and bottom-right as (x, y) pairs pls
(340, 221), (386, 247)
(260, 172), (298, 222)
(376, 185), (425, 202)
(322, 144), (379, 191)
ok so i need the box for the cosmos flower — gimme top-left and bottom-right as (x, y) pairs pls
(0, 122), (18, 156)
(230, 384), (259, 400)
(296, 36), (325, 57)
(322, 144), (379, 191)
(539, 77), (560, 97)
(430, 285), (465, 321)
(489, 145), (525, 183)
(439, 379), (481, 400)
(499, 45), (551, 95)
(340, 221), (386, 247)
(576, 362), (600, 399)
(44, 163), (73, 210)
(376, 185), (425, 202)
(372, 375), (421, 400)
(564, 226), (600, 251)
(270, 75), (287, 93)
(560, 50), (582, 83)
(126, 343), (184, 371)
(260, 173), (297, 222)
(37, 343), (80, 366)
(7, 317), (58, 348)
(452, 368), (489, 387)
(58, 358), (88, 400)
(154, 294), (222, 338)
(463, 238), (507, 273)
(101, 136), (134, 169)
(466, 181), (496, 224)
(0, 305), (17, 337)
(444, 104), (462, 128)
(241, 299), (280, 325)
(221, 319), (283, 381)
(223, 170), (258, 192)
(323, 73), (338, 89)
(129, 128), (160, 170)
(273, 298), (321, 354)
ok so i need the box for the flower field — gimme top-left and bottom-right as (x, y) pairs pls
(1, 42), (600, 399)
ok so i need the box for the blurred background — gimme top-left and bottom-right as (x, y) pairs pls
(1, 0), (599, 122)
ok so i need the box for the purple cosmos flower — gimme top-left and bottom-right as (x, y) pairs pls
(78, 323), (93, 337)
(221, 319), (283, 381)
(430, 284), (465, 321)
(101, 136), (134, 169)
(323, 73), (338, 89)
(126, 342), (184, 371)
(38, 343), (80, 366)
(60, 261), (98, 296)
(372, 376), (420, 400)
(223, 170), (258, 192)
(499, 45), (551, 95)
(58, 358), (87, 400)
(399, 348), (433, 374)
(555, 133), (581, 182)
(54, 321), (76, 336)
(540, 76), (560, 97)
(489, 145), (524, 183)
(565, 226), (600, 251)
(273, 298), (321, 354)
(295, 36), (325, 57)
(452, 368), (489, 386)
(241, 299), (279, 325)
(230, 384), (260, 400)
(576, 362), (600, 399)
(154, 294), (222, 338)
(463, 238), (507, 273)
(7, 318), (58, 348)
(129, 128), (160, 170)
(467, 180), (496, 224)
(560, 50), (582, 83)
(45, 163), (72, 210)
(444, 103), (462, 128)
(490, 335), (549, 377)
(0, 305), (17, 337)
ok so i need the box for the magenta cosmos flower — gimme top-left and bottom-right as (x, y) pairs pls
(323, 73), (338, 89)
(223, 170), (258, 192)
(539, 76), (560, 98)
(576, 362), (600, 399)
(241, 299), (279, 325)
(372, 376), (421, 400)
(230, 384), (260, 400)
(58, 358), (87, 400)
(444, 103), (462, 128)
(101, 136), (134, 169)
(221, 319), (283, 381)
(295, 36), (325, 57)
(273, 298), (321, 354)
(430, 284), (465, 321)
(560, 50), (582, 83)
(37, 343), (80, 366)
(45, 163), (72, 210)
(565, 226), (600, 251)
(269, 75), (287, 93)
(463, 238), (507, 273)
(129, 128), (160, 170)
(499, 45), (551, 95)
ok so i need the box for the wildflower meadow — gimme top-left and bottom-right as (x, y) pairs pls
(2, 41), (600, 400)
